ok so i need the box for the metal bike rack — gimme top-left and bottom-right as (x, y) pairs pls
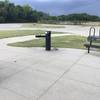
(88, 27), (96, 41)
(84, 27), (100, 53)
(89, 27), (96, 37)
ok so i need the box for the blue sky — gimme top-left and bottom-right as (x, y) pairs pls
(9, 0), (100, 16)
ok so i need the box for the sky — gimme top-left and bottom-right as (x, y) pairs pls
(7, 0), (100, 16)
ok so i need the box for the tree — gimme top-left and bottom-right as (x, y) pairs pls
(0, 0), (100, 23)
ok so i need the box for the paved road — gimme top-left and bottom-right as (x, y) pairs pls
(0, 23), (22, 29)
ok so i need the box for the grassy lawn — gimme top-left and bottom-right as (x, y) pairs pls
(0, 30), (46, 39)
(22, 23), (65, 28)
(0, 30), (65, 39)
(8, 35), (86, 49)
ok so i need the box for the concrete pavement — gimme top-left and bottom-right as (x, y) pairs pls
(0, 35), (100, 100)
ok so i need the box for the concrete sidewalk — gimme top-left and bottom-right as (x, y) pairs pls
(0, 46), (100, 100)
(0, 35), (100, 100)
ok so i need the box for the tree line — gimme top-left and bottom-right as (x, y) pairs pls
(0, 0), (100, 23)
(0, 0), (49, 23)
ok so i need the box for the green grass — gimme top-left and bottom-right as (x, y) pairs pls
(22, 23), (65, 28)
(0, 30), (46, 39)
(8, 35), (86, 49)
(0, 30), (65, 39)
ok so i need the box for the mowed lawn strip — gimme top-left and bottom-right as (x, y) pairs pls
(0, 30), (45, 39)
(0, 30), (65, 39)
(8, 35), (86, 49)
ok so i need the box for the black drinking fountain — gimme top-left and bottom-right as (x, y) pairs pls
(35, 31), (51, 51)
